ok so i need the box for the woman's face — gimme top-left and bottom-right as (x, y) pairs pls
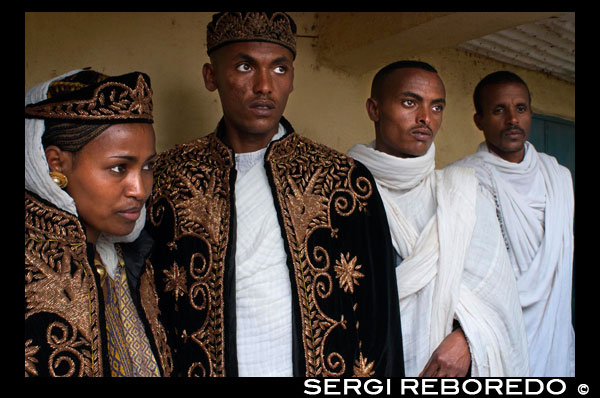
(55, 123), (156, 244)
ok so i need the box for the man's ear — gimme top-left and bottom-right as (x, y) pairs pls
(366, 97), (379, 123)
(202, 62), (218, 92)
(473, 113), (483, 131)
(44, 145), (72, 174)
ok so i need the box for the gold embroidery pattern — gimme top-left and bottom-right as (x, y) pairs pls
(207, 12), (296, 55)
(25, 339), (39, 377)
(148, 131), (379, 376)
(163, 263), (188, 302)
(148, 134), (234, 377)
(353, 352), (375, 377)
(24, 74), (152, 121)
(334, 253), (365, 294)
(25, 192), (102, 377)
(139, 261), (174, 376)
(266, 133), (373, 377)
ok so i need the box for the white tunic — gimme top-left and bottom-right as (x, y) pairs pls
(453, 142), (575, 377)
(234, 125), (293, 376)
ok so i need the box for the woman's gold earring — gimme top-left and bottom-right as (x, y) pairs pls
(49, 171), (68, 189)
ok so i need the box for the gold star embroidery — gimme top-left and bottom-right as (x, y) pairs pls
(353, 352), (375, 377)
(334, 252), (364, 294)
(163, 263), (188, 301)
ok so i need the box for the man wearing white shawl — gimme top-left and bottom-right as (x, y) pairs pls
(348, 61), (529, 377)
(452, 71), (575, 377)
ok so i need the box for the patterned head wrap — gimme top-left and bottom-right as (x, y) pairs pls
(206, 12), (297, 59)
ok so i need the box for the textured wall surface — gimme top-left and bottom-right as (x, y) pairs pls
(25, 12), (574, 168)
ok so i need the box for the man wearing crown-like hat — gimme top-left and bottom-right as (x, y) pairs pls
(144, 12), (405, 377)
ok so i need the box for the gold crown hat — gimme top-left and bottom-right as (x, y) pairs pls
(206, 12), (297, 58)
(24, 69), (153, 123)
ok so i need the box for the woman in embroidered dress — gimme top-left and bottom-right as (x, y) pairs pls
(25, 69), (170, 377)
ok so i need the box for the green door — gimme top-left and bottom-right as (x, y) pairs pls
(529, 114), (575, 187)
(528, 114), (575, 329)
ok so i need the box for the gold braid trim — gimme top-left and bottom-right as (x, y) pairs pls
(25, 74), (152, 121)
(266, 133), (373, 377)
(148, 133), (234, 376)
(25, 192), (103, 376)
(139, 260), (174, 376)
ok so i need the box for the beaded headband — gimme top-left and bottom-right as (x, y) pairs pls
(206, 12), (297, 58)
(25, 70), (153, 123)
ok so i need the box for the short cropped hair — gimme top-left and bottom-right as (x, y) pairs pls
(371, 60), (438, 99)
(473, 71), (531, 115)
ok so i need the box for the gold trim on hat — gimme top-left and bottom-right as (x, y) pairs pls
(207, 12), (296, 56)
(25, 74), (153, 122)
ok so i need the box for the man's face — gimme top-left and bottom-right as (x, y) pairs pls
(369, 68), (446, 158)
(203, 41), (294, 141)
(474, 82), (532, 163)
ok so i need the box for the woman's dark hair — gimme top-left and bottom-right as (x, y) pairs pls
(42, 121), (110, 152)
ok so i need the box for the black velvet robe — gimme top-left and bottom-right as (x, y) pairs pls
(24, 191), (172, 377)
(145, 117), (404, 377)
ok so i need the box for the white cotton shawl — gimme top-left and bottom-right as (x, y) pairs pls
(25, 70), (146, 279)
(348, 141), (529, 376)
(453, 142), (575, 377)
(233, 125), (293, 377)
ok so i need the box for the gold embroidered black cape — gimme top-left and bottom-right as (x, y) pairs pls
(145, 118), (404, 377)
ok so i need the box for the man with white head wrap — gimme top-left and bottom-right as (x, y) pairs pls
(348, 61), (529, 377)
(452, 71), (575, 377)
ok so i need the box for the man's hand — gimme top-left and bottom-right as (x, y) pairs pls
(419, 327), (471, 377)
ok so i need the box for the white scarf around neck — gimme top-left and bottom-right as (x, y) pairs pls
(349, 140), (435, 192)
